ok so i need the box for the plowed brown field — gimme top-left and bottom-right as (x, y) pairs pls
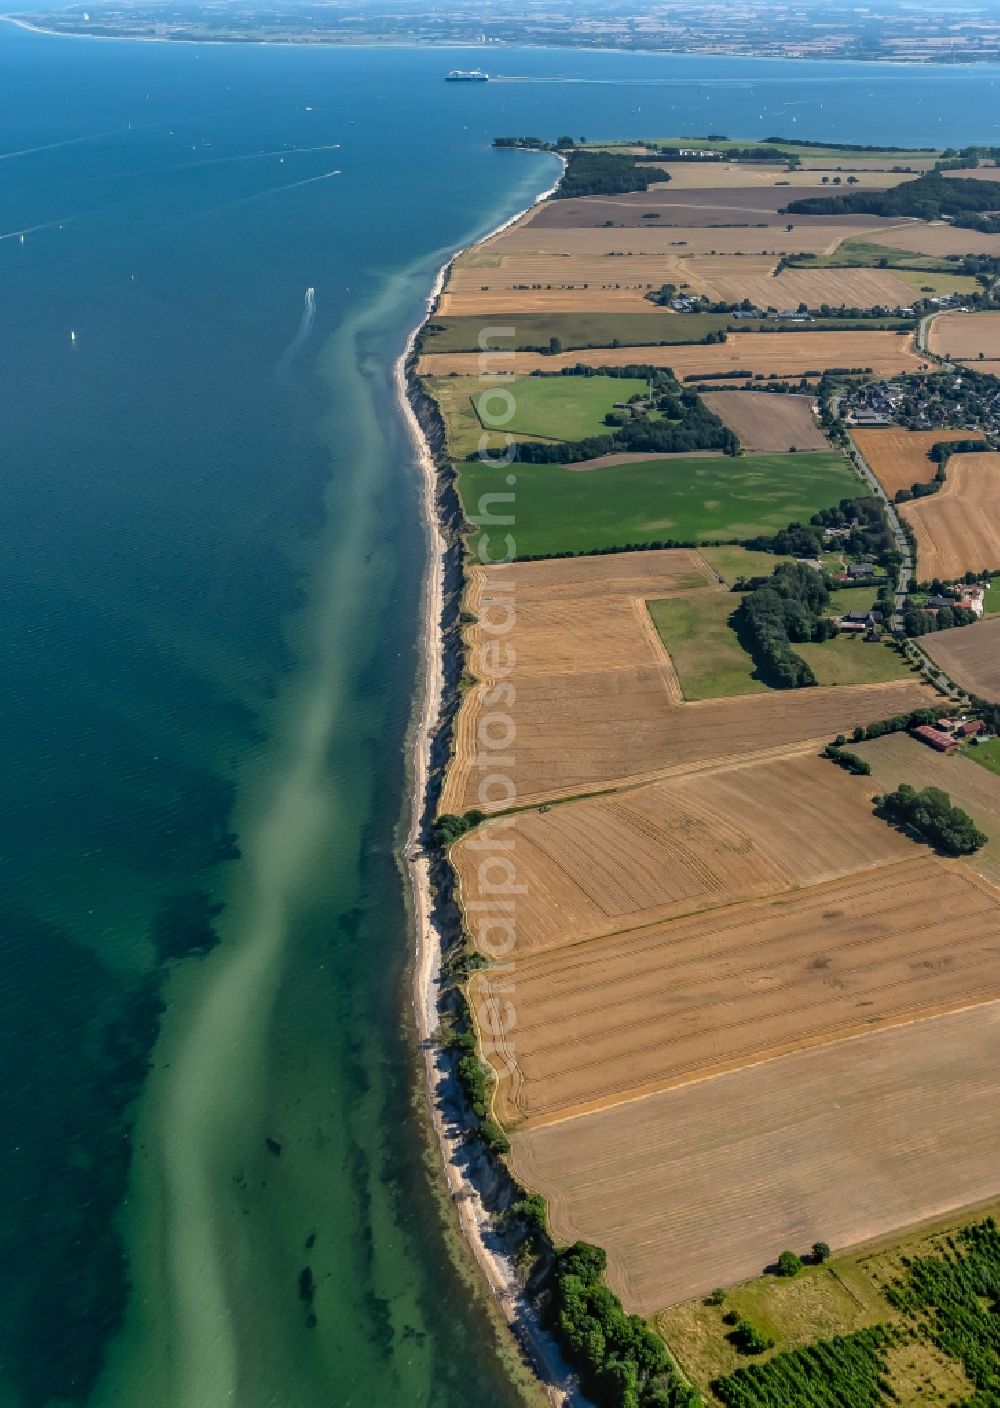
(454, 753), (914, 957)
(901, 452), (1000, 579)
(511, 1002), (1000, 1312)
(866, 224), (1000, 257)
(443, 554), (934, 811)
(928, 311), (1000, 362)
(473, 859), (1000, 1127)
(852, 427), (977, 498)
(703, 390), (828, 451)
(418, 331), (924, 380)
(921, 615), (1000, 705)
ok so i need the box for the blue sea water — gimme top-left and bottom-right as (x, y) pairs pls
(1, 25), (999, 1407)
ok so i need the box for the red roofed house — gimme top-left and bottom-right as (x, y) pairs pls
(912, 725), (959, 754)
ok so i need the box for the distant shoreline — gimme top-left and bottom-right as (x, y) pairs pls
(1, 14), (995, 68)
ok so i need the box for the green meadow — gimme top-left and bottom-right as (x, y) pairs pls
(457, 451), (861, 559)
(475, 373), (649, 442)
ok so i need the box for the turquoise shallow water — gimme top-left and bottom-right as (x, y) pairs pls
(2, 26), (1000, 1407)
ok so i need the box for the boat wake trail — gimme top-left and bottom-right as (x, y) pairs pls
(276, 286), (317, 378)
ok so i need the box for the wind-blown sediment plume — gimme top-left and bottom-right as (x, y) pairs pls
(276, 285), (317, 378)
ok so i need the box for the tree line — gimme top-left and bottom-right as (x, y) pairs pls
(550, 1241), (701, 1408)
(784, 171), (1000, 233)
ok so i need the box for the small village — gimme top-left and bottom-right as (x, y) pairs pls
(845, 367), (1000, 438)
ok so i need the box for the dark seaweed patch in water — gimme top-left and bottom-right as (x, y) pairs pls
(151, 891), (225, 963)
(0, 909), (165, 1407)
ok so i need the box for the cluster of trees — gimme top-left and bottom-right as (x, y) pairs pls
(901, 600), (977, 636)
(550, 1242), (701, 1408)
(510, 372), (738, 463)
(737, 563), (836, 689)
(785, 171), (1000, 232)
(935, 144), (1000, 170)
(434, 809), (486, 845)
(712, 1327), (893, 1408)
(928, 437), (989, 465)
(555, 150), (672, 200)
(745, 496), (893, 568)
(726, 1319), (773, 1356)
(884, 1218), (1000, 1396)
(894, 478), (941, 503)
(969, 696), (1000, 735)
(874, 783), (988, 855)
(823, 744), (872, 776)
(493, 135), (585, 150)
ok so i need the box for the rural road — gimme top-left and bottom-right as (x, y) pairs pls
(917, 310), (943, 358)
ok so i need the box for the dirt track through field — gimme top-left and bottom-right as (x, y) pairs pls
(511, 1001), (1000, 1312)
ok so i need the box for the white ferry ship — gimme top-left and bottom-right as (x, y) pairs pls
(445, 69), (489, 81)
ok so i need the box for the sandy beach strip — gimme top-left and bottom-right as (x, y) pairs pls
(397, 161), (585, 1407)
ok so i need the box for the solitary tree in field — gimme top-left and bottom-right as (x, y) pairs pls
(776, 1250), (803, 1278)
(812, 1241), (831, 1264)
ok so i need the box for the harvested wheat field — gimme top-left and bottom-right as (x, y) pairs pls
(466, 218), (884, 260)
(647, 164), (916, 190)
(928, 310), (1000, 362)
(437, 286), (656, 316)
(866, 223), (1000, 258)
(921, 615), (1000, 705)
(471, 548), (713, 602)
(418, 331), (924, 380)
(681, 260), (914, 310)
(447, 252), (691, 291)
(943, 165), (1000, 181)
(529, 187), (900, 229)
(454, 752), (916, 957)
(444, 556), (934, 811)
(702, 390), (827, 452)
(856, 728), (1000, 888)
(852, 427), (979, 498)
(901, 453), (1000, 580)
(511, 1001), (1000, 1312)
(472, 858), (1000, 1128)
(446, 669), (933, 809)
